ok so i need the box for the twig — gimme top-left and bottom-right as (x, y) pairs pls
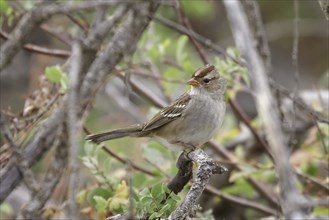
(173, 0), (209, 64)
(291, 0), (300, 149)
(295, 169), (329, 194)
(229, 98), (273, 157)
(207, 140), (279, 207)
(83, 4), (129, 49)
(223, 0), (310, 218)
(66, 14), (89, 33)
(40, 23), (72, 45)
(67, 40), (82, 218)
(153, 16), (245, 67)
(0, 30), (71, 59)
(244, 0), (272, 75)
(83, 127), (155, 177)
(205, 185), (277, 216)
(270, 81), (328, 125)
(0, 0), (123, 71)
(169, 149), (228, 219)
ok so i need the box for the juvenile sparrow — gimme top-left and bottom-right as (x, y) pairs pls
(86, 64), (227, 151)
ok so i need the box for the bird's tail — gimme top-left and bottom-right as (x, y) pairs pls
(86, 125), (143, 144)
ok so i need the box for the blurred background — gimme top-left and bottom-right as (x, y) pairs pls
(1, 1), (328, 219)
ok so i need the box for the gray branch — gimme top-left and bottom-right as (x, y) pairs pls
(223, 0), (310, 218)
(169, 149), (228, 220)
(0, 1), (123, 72)
(67, 40), (82, 218)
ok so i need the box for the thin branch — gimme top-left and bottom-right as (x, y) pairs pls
(207, 140), (279, 207)
(173, 0), (209, 64)
(40, 23), (72, 45)
(244, 0), (272, 75)
(295, 169), (329, 194)
(153, 16), (245, 67)
(67, 40), (82, 218)
(0, 30), (71, 59)
(291, 0), (300, 149)
(66, 14), (89, 33)
(83, 127), (155, 177)
(0, 1), (123, 71)
(205, 185), (277, 216)
(223, 0), (310, 218)
(229, 98), (272, 157)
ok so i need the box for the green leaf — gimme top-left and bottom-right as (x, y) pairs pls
(313, 207), (329, 217)
(151, 183), (164, 198)
(181, 1), (214, 19)
(76, 190), (87, 205)
(87, 188), (113, 206)
(0, 202), (13, 216)
(139, 188), (151, 197)
(149, 212), (161, 220)
(223, 178), (254, 198)
(45, 66), (64, 83)
(0, 0), (8, 13)
(140, 196), (153, 206)
(94, 195), (108, 212)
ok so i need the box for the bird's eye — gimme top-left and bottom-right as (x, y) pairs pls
(203, 78), (211, 84)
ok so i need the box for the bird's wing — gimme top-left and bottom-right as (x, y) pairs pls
(142, 93), (191, 131)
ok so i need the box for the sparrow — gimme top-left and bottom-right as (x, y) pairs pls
(86, 64), (226, 151)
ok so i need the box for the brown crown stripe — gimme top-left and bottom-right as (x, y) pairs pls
(192, 64), (215, 78)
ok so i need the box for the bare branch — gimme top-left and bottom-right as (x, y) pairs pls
(169, 149), (228, 219)
(153, 16), (245, 67)
(223, 0), (310, 218)
(0, 1), (123, 72)
(18, 123), (68, 218)
(205, 185), (277, 216)
(67, 40), (82, 218)
(0, 30), (71, 58)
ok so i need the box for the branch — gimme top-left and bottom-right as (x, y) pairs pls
(153, 16), (245, 67)
(205, 185), (277, 216)
(0, 30), (71, 59)
(67, 40), (82, 217)
(0, 1), (123, 71)
(223, 0), (310, 218)
(169, 149), (228, 220)
(18, 122), (68, 218)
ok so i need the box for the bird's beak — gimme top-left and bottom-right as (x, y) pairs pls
(187, 78), (200, 87)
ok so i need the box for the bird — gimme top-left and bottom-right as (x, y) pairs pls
(86, 64), (227, 151)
